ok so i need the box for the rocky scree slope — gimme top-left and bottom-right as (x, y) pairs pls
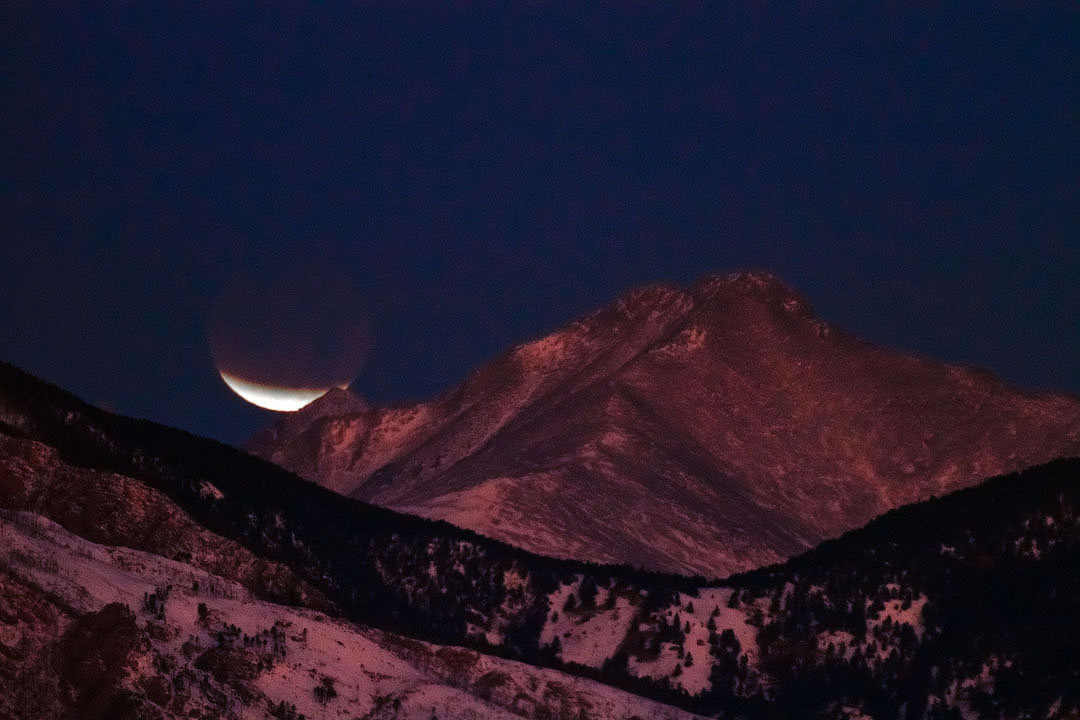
(250, 271), (1080, 577)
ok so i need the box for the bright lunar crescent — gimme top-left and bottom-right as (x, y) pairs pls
(216, 371), (349, 412)
(208, 263), (371, 412)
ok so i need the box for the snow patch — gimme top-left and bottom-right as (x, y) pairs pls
(540, 580), (636, 667)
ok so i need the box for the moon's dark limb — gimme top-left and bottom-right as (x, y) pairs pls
(208, 263), (370, 411)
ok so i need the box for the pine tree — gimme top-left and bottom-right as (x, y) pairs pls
(579, 577), (598, 610)
(549, 636), (562, 656)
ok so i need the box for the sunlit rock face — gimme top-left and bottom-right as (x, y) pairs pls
(249, 271), (1080, 578)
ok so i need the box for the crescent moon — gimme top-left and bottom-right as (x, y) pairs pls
(217, 371), (346, 412)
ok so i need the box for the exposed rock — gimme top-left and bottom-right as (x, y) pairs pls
(59, 602), (148, 720)
(0, 433), (328, 610)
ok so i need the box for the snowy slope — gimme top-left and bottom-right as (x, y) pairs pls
(0, 510), (702, 720)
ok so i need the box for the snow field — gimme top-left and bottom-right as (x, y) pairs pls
(0, 512), (702, 719)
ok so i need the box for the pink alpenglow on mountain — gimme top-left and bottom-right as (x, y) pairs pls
(249, 271), (1080, 578)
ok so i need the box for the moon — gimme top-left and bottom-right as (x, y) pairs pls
(216, 371), (350, 412)
(208, 263), (370, 412)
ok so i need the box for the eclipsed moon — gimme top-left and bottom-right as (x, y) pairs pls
(208, 263), (370, 412)
(216, 372), (349, 412)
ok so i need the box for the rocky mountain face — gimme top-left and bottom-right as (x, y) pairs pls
(3, 362), (1080, 719)
(249, 271), (1080, 577)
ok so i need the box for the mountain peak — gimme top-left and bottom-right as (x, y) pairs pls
(606, 283), (693, 325)
(246, 387), (369, 459)
(248, 270), (1080, 577)
(302, 386), (369, 416)
(693, 270), (817, 319)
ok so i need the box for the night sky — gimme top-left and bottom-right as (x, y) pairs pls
(1, 3), (1077, 445)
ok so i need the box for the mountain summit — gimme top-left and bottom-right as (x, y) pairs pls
(248, 271), (1080, 577)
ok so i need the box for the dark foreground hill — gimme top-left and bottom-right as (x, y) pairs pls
(249, 271), (1080, 577)
(3, 360), (1080, 718)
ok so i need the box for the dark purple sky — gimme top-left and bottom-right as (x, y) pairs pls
(2, 3), (1078, 444)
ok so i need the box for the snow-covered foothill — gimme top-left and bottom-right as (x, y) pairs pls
(0, 510), (704, 720)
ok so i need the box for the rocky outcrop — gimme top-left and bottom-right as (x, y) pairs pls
(0, 433), (327, 610)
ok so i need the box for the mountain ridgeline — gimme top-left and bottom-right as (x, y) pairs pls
(3, 361), (1080, 718)
(249, 271), (1080, 577)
